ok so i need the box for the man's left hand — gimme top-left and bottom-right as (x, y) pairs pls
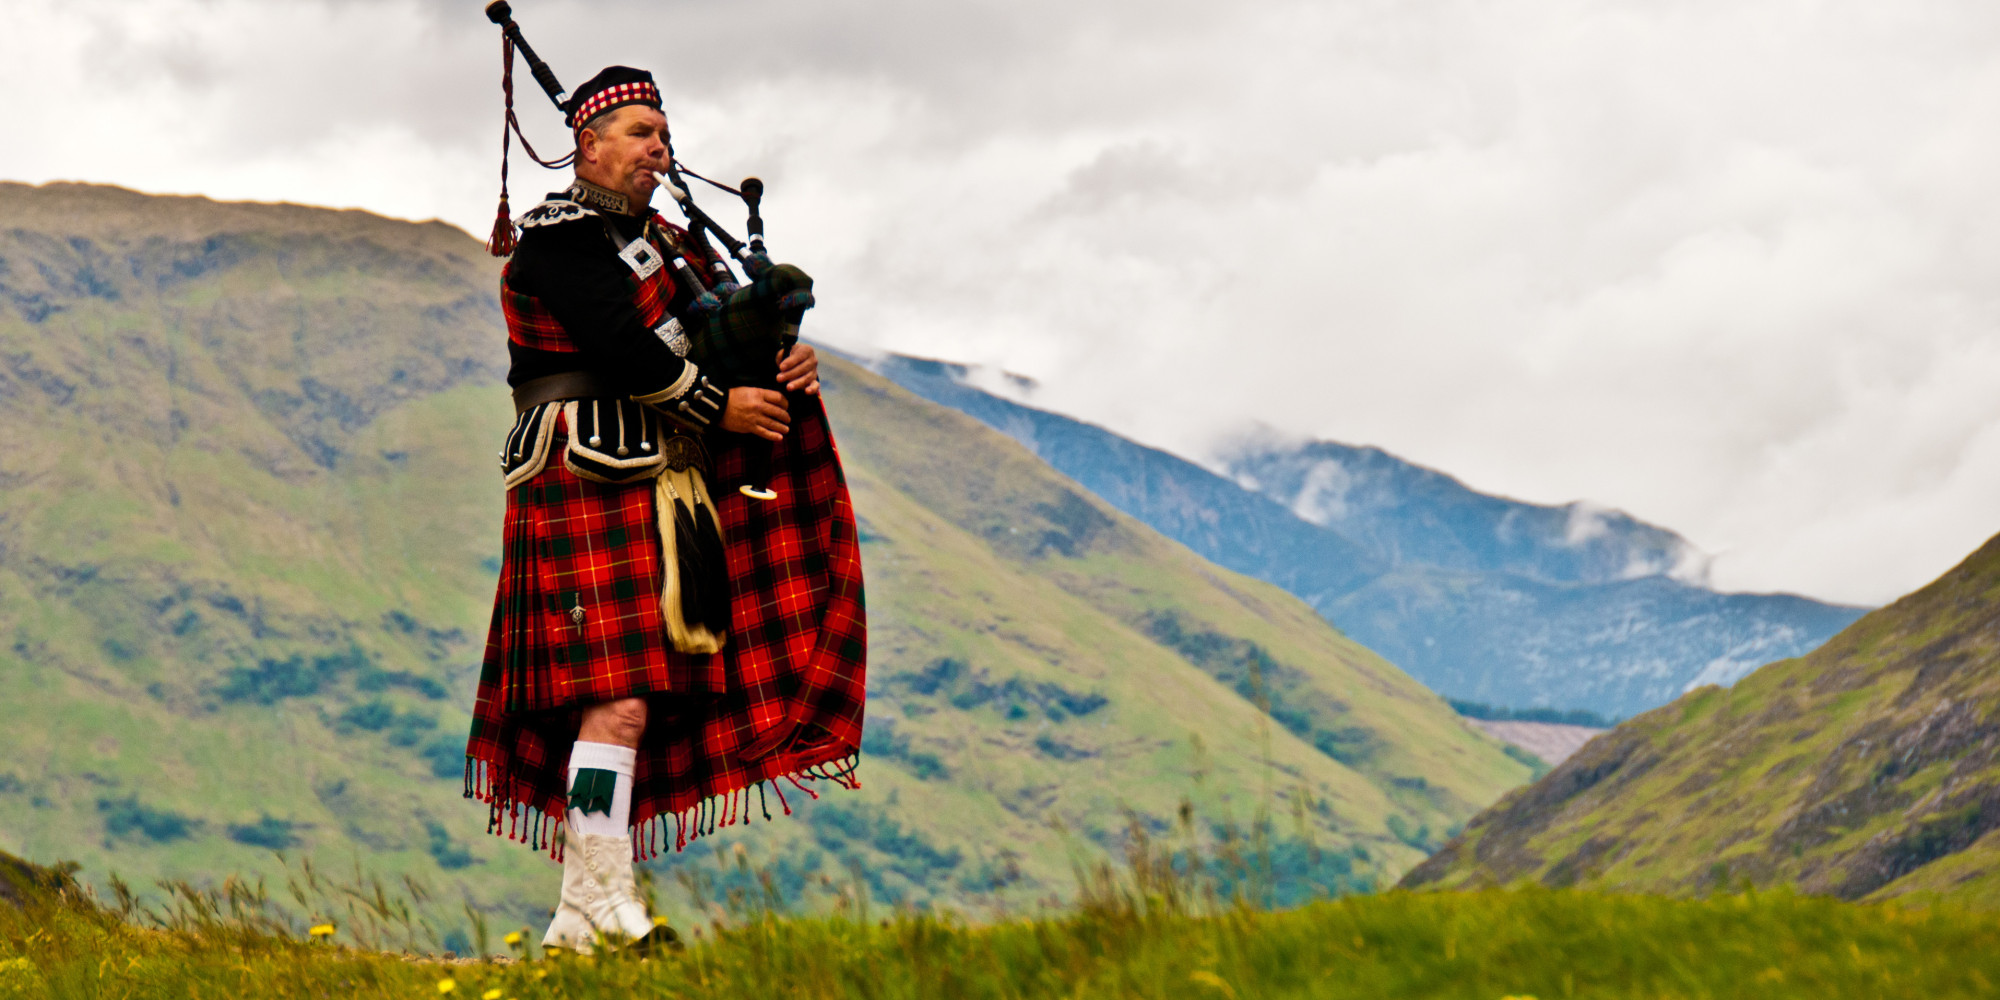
(777, 343), (820, 396)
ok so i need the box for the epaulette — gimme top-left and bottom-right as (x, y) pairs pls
(518, 198), (597, 229)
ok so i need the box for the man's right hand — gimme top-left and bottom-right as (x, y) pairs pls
(721, 387), (789, 441)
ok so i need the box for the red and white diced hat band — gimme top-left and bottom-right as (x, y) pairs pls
(564, 66), (663, 130)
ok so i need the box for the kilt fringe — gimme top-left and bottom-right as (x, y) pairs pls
(466, 755), (561, 857)
(464, 749), (862, 861)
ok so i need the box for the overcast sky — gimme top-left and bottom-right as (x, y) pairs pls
(7, 0), (2000, 605)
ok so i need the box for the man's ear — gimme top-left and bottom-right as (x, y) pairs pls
(577, 128), (598, 165)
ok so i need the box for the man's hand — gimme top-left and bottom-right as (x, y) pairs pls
(777, 343), (820, 396)
(721, 387), (790, 441)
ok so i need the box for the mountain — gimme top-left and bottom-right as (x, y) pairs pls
(0, 182), (1530, 928)
(1401, 531), (2000, 905)
(868, 356), (1866, 718)
(1221, 438), (1695, 586)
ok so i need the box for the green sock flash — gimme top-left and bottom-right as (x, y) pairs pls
(567, 768), (618, 816)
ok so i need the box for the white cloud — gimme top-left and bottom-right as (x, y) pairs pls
(1289, 460), (1356, 527)
(1563, 503), (1612, 547)
(5, 0), (1999, 605)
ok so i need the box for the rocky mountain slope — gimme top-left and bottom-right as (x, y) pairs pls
(870, 356), (1865, 718)
(0, 182), (1530, 928)
(1401, 530), (2000, 904)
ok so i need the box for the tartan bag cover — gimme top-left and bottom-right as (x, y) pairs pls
(692, 264), (815, 385)
(467, 215), (865, 859)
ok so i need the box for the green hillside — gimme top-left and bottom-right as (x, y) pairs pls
(1403, 531), (2000, 903)
(0, 181), (1529, 928)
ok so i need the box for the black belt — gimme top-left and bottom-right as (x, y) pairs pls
(512, 371), (616, 413)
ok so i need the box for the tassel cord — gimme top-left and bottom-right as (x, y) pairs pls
(488, 35), (520, 257)
(489, 34), (575, 257)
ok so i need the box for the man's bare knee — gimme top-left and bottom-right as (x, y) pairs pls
(579, 698), (647, 748)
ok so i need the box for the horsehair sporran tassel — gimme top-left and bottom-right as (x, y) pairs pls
(672, 494), (707, 626)
(691, 490), (727, 626)
(654, 470), (726, 653)
(667, 468), (726, 631)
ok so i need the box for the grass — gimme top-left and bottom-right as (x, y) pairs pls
(5, 856), (1999, 999)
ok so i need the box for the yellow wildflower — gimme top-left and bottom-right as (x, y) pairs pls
(503, 931), (522, 946)
(483, 990), (504, 1000)
(307, 923), (335, 939)
(436, 978), (457, 994)
(652, 915), (672, 927)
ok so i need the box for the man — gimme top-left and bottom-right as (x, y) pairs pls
(464, 66), (867, 953)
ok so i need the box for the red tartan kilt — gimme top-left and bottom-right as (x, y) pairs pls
(488, 422), (724, 715)
(467, 395), (867, 856)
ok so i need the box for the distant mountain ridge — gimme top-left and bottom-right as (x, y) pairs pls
(868, 355), (1866, 718)
(1221, 438), (1700, 587)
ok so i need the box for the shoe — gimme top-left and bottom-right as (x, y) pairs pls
(540, 831), (673, 954)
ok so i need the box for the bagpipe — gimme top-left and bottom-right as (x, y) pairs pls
(483, 1), (814, 501)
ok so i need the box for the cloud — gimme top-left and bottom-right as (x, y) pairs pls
(1288, 459), (1357, 527)
(1562, 503), (1612, 547)
(6, 0), (2000, 604)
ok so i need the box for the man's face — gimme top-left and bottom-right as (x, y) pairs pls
(581, 105), (671, 206)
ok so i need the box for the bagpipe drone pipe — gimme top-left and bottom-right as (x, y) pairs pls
(484, 0), (815, 502)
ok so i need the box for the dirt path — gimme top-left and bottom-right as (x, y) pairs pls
(1469, 720), (1607, 766)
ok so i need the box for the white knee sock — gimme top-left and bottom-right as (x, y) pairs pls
(565, 741), (636, 838)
